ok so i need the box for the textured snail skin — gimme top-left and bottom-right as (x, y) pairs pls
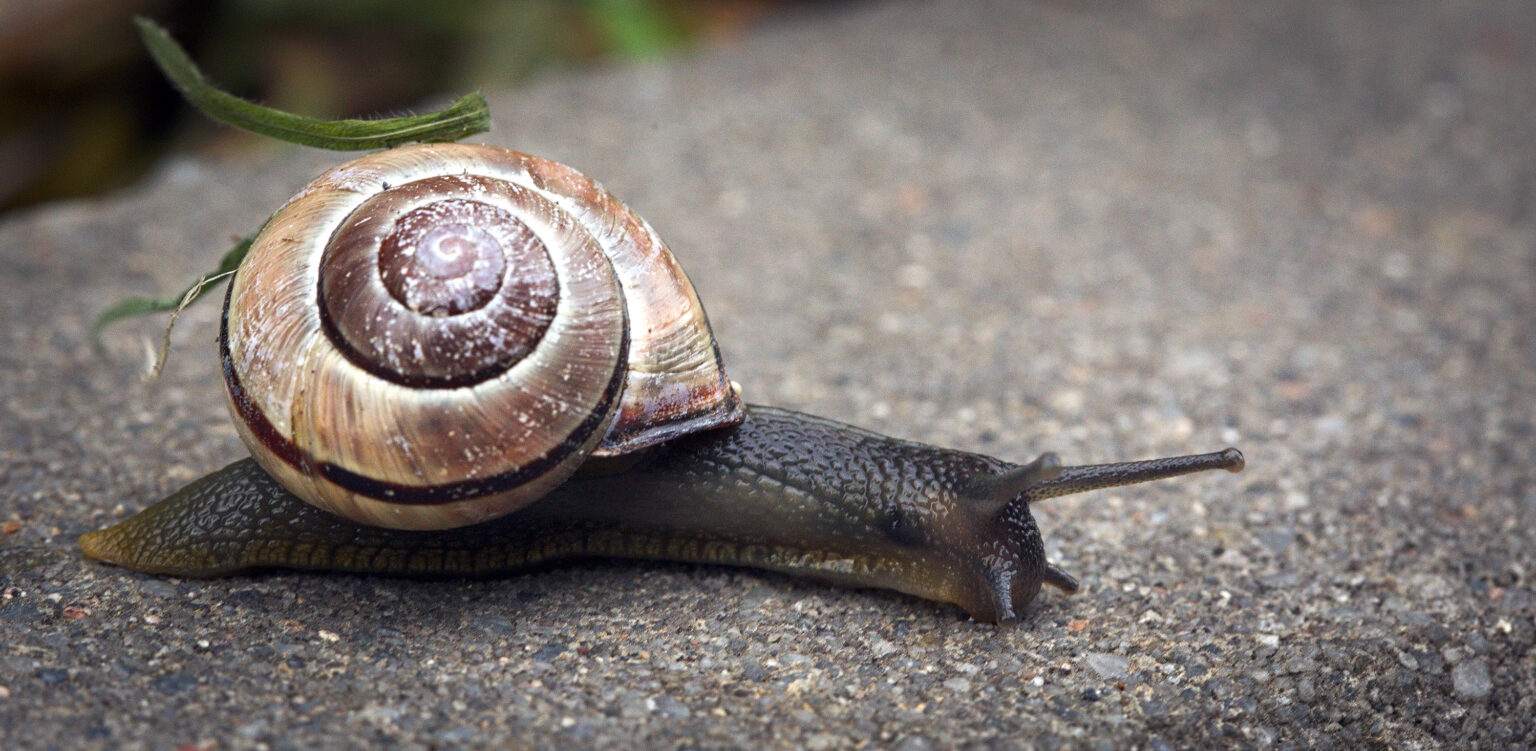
(80, 405), (1243, 624)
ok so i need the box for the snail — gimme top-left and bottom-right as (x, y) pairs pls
(79, 143), (1244, 624)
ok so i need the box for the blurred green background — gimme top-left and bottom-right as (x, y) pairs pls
(0, 0), (836, 213)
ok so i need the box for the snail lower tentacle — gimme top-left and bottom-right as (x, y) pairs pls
(80, 405), (1243, 624)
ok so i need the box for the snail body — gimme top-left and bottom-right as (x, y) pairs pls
(82, 143), (1244, 624)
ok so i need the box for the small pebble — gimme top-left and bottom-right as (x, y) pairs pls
(806, 733), (842, 751)
(436, 727), (476, 744)
(656, 697), (691, 719)
(1452, 660), (1491, 700)
(1083, 653), (1130, 680)
(236, 720), (266, 740)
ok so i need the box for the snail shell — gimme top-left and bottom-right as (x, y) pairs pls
(222, 143), (743, 530)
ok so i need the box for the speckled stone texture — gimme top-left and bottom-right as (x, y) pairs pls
(2, 1), (1533, 749)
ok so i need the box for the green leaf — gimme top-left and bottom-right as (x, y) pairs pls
(91, 235), (253, 348)
(135, 16), (490, 149)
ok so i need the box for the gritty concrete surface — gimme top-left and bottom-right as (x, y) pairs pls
(2, 1), (1534, 748)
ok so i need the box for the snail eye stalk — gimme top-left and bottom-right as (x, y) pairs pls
(1024, 448), (1245, 505)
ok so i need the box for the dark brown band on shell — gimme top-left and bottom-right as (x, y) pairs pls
(317, 178), (561, 388)
(221, 274), (631, 506)
(219, 283), (306, 472)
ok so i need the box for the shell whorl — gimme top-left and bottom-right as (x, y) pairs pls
(222, 143), (743, 530)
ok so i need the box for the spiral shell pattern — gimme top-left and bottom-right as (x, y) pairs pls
(221, 143), (743, 530)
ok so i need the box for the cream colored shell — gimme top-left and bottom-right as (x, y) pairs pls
(222, 143), (742, 530)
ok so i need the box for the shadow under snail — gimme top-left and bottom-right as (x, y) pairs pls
(80, 143), (1244, 624)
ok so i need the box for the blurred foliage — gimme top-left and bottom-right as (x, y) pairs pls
(0, 0), (830, 213)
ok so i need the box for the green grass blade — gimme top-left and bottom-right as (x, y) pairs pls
(136, 17), (490, 149)
(92, 235), (253, 348)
